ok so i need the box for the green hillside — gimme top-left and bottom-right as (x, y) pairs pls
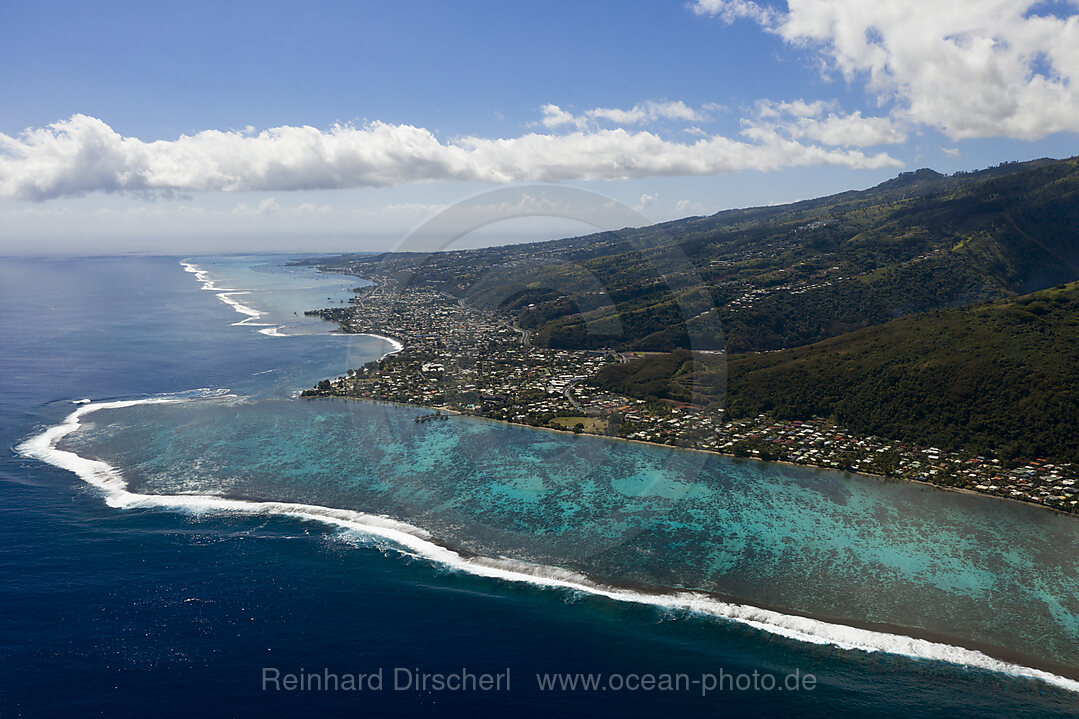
(595, 282), (1079, 463)
(315, 155), (1079, 353)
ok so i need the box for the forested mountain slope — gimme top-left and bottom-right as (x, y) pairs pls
(595, 282), (1079, 462)
(316, 156), (1079, 353)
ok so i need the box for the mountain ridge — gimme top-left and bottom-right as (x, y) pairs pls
(313, 154), (1079, 353)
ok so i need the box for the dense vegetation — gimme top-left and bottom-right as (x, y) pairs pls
(307, 155), (1079, 461)
(595, 282), (1079, 463)
(313, 156), (1079, 353)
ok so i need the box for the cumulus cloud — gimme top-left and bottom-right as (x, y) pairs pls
(294, 202), (331, 215)
(233, 198), (280, 217)
(0, 113), (900, 201)
(540, 104), (587, 129)
(232, 198), (333, 217)
(746, 99), (907, 146)
(691, 0), (779, 25)
(756, 99), (830, 119)
(692, 0), (1079, 140)
(675, 198), (708, 214)
(800, 112), (906, 146)
(588, 100), (703, 124)
(634, 192), (658, 211)
(540, 100), (705, 129)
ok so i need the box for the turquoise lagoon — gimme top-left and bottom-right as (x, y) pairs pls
(15, 254), (1079, 713)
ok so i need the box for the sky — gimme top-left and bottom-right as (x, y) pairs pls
(1, 0), (1078, 254)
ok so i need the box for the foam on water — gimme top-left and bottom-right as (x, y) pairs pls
(17, 396), (1079, 694)
(181, 260), (395, 349)
(362, 333), (404, 354)
(215, 291), (268, 327)
(257, 325), (288, 337)
(181, 260), (278, 331)
(180, 261), (237, 293)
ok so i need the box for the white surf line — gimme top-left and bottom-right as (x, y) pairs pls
(357, 333), (404, 355)
(215, 291), (271, 328)
(182, 259), (382, 340)
(180, 260), (280, 332)
(257, 326), (288, 337)
(180, 260), (239, 293)
(17, 397), (1079, 694)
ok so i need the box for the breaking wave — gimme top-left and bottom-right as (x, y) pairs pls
(17, 395), (1079, 694)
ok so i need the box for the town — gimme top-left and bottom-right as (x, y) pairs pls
(304, 283), (1079, 514)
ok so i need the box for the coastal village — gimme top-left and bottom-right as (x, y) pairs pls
(304, 283), (1079, 514)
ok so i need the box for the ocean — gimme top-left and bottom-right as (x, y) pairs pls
(2, 254), (1077, 717)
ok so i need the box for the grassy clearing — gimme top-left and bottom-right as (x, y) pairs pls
(549, 416), (609, 433)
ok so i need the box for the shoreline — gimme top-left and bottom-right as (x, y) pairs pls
(19, 394), (1079, 690)
(18, 256), (1077, 693)
(349, 332), (405, 356)
(304, 266), (1075, 518)
(311, 394), (1079, 520)
(183, 258), (377, 339)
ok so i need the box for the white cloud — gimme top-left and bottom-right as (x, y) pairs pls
(803, 112), (906, 146)
(588, 100), (703, 124)
(756, 99), (830, 119)
(0, 114), (901, 201)
(540, 104), (587, 129)
(233, 198), (280, 217)
(693, 0), (1079, 140)
(539, 100), (705, 129)
(233, 198), (335, 217)
(634, 192), (658, 211)
(691, 0), (779, 25)
(294, 202), (331, 215)
(746, 101), (906, 146)
(675, 198), (708, 214)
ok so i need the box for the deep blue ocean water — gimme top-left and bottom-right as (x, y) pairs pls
(2, 254), (1078, 718)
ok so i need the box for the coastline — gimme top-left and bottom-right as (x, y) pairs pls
(349, 332), (404, 356)
(13, 255), (1079, 696)
(181, 260), (276, 332)
(304, 263), (1079, 516)
(597, 426), (1079, 518)
(18, 394), (1079, 691)
(183, 258), (379, 339)
(311, 393), (1079, 520)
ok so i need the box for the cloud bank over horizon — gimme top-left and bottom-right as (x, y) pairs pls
(0, 112), (902, 202)
(2, 1), (1078, 206)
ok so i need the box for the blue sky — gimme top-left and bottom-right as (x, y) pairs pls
(1, 0), (1078, 253)
(2, 2), (805, 136)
